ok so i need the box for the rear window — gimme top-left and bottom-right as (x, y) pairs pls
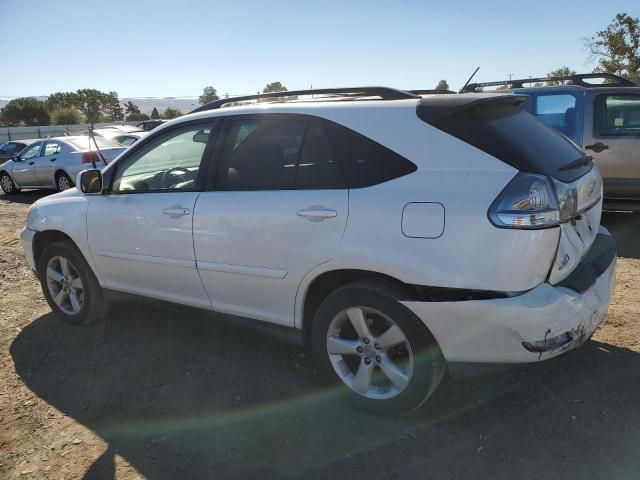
(418, 97), (589, 182)
(534, 94), (578, 142)
(65, 137), (120, 150)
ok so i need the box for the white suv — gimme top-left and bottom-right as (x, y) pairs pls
(20, 87), (617, 413)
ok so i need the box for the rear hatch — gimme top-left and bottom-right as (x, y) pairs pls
(417, 94), (603, 284)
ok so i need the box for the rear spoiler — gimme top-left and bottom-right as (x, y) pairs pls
(417, 94), (529, 124)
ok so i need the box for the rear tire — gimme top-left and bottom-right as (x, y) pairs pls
(38, 240), (106, 325)
(56, 172), (73, 192)
(0, 172), (19, 194)
(311, 280), (446, 414)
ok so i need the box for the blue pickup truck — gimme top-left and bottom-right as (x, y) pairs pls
(463, 73), (640, 206)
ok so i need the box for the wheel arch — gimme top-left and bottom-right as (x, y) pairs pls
(31, 229), (102, 287)
(298, 268), (411, 336)
(54, 169), (73, 184)
(32, 230), (77, 269)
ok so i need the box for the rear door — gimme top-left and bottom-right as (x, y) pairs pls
(583, 91), (640, 198)
(193, 114), (348, 326)
(11, 142), (42, 186)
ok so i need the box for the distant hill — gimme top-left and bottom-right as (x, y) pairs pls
(0, 97), (201, 116)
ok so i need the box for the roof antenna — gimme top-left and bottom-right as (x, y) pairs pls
(459, 67), (480, 93)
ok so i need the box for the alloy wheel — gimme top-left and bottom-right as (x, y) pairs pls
(58, 175), (71, 191)
(46, 256), (84, 315)
(1, 175), (13, 193)
(326, 306), (414, 400)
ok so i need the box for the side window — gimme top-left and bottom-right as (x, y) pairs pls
(324, 121), (416, 188)
(219, 117), (346, 190)
(20, 143), (41, 160)
(111, 124), (214, 193)
(116, 136), (136, 147)
(534, 94), (578, 139)
(43, 142), (61, 156)
(595, 94), (640, 136)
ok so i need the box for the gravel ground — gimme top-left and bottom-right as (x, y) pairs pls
(1, 191), (639, 479)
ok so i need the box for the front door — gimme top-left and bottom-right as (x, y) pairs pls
(584, 92), (640, 199)
(87, 122), (218, 309)
(194, 115), (348, 326)
(12, 142), (42, 187)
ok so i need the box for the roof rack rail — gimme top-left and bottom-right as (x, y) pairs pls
(190, 87), (420, 113)
(408, 89), (456, 95)
(461, 73), (637, 93)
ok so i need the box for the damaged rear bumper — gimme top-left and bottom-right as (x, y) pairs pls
(401, 228), (617, 365)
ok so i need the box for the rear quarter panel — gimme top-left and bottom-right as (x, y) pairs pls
(295, 106), (561, 326)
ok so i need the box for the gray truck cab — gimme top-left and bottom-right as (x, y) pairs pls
(464, 73), (640, 205)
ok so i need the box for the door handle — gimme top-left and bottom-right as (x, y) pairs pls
(584, 142), (609, 153)
(162, 207), (191, 216)
(28, 161), (34, 165)
(297, 208), (338, 220)
(50, 158), (56, 162)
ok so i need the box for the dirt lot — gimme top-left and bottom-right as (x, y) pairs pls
(0, 191), (639, 480)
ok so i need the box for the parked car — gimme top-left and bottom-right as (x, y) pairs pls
(76, 125), (144, 140)
(0, 139), (39, 161)
(0, 136), (125, 193)
(462, 73), (640, 203)
(20, 87), (616, 413)
(136, 119), (166, 131)
(112, 131), (148, 147)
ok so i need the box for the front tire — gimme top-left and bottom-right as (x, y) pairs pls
(311, 280), (446, 414)
(38, 240), (105, 325)
(56, 172), (73, 192)
(0, 172), (19, 194)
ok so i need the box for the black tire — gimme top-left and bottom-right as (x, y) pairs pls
(311, 280), (446, 414)
(55, 172), (73, 192)
(38, 240), (106, 325)
(0, 172), (19, 194)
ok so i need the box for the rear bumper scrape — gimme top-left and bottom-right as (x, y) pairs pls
(401, 227), (616, 364)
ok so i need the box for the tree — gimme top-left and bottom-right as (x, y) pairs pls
(74, 89), (117, 125)
(162, 107), (182, 119)
(51, 107), (83, 125)
(126, 112), (150, 121)
(434, 80), (449, 90)
(262, 82), (287, 93)
(106, 92), (124, 121)
(547, 66), (577, 85)
(124, 101), (140, 115)
(47, 92), (78, 111)
(587, 13), (640, 84)
(199, 86), (219, 105)
(0, 97), (50, 126)
(151, 107), (160, 119)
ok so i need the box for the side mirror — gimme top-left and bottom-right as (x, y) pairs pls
(193, 130), (209, 143)
(10, 154), (19, 161)
(77, 169), (102, 194)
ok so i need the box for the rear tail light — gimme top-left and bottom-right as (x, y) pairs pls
(82, 151), (98, 164)
(488, 167), (602, 230)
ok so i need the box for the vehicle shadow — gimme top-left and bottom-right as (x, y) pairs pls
(0, 190), (51, 205)
(601, 212), (640, 260)
(11, 303), (640, 479)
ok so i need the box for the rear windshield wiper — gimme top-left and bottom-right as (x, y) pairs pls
(559, 155), (593, 171)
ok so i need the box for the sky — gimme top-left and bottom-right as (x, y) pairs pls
(0, 0), (637, 99)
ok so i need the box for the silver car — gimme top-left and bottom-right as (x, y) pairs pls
(0, 136), (125, 194)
